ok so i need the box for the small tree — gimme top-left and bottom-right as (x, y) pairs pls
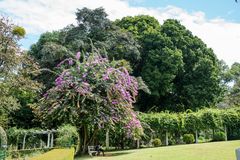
(37, 51), (144, 154)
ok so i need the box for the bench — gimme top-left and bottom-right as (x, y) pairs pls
(88, 146), (97, 156)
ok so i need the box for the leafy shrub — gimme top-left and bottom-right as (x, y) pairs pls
(152, 138), (161, 147)
(30, 148), (74, 160)
(213, 131), (225, 141)
(56, 124), (78, 148)
(12, 26), (26, 37)
(183, 134), (194, 144)
(168, 137), (176, 145)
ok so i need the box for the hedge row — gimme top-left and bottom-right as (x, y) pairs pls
(139, 108), (240, 144)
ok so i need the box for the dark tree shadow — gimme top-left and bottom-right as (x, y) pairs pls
(105, 151), (133, 157)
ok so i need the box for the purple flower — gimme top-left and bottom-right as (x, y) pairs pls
(68, 59), (73, 65)
(82, 73), (87, 78)
(76, 52), (81, 60)
(43, 93), (48, 98)
(112, 100), (118, 104)
(55, 76), (64, 86)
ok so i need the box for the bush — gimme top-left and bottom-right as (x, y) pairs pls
(183, 134), (194, 144)
(152, 138), (161, 147)
(213, 131), (225, 141)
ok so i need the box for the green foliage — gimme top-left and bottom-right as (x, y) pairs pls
(140, 108), (240, 142)
(183, 134), (194, 144)
(12, 26), (26, 37)
(152, 138), (161, 147)
(184, 112), (202, 133)
(0, 17), (41, 129)
(56, 124), (78, 148)
(212, 131), (225, 141)
(117, 16), (223, 112)
(199, 109), (221, 130)
(30, 148), (74, 160)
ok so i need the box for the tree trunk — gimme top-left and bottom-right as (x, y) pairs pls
(81, 125), (88, 154)
(75, 128), (82, 155)
(120, 132), (124, 149)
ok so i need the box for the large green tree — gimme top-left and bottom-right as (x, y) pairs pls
(220, 62), (240, 107)
(116, 16), (223, 111)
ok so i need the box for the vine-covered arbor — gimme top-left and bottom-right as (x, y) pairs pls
(8, 129), (58, 150)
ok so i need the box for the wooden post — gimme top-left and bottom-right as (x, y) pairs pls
(224, 125), (228, 141)
(137, 139), (140, 149)
(150, 134), (153, 147)
(204, 130), (206, 142)
(106, 129), (109, 150)
(51, 133), (54, 147)
(195, 130), (198, 144)
(47, 133), (50, 148)
(40, 139), (43, 148)
(165, 131), (169, 146)
(22, 133), (27, 150)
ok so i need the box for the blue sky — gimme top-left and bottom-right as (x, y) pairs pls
(129, 0), (240, 22)
(0, 0), (239, 66)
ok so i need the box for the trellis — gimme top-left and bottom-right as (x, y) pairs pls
(20, 129), (57, 150)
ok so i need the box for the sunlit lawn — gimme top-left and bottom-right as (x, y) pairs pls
(76, 140), (240, 160)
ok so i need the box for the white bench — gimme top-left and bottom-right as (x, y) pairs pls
(88, 146), (97, 156)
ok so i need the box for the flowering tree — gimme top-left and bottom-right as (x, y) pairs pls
(37, 51), (144, 153)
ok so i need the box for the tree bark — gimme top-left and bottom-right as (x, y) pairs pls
(81, 125), (88, 154)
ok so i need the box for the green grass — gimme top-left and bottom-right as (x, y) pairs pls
(76, 140), (240, 160)
(30, 148), (74, 160)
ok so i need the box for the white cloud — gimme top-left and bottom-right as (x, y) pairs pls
(0, 0), (239, 65)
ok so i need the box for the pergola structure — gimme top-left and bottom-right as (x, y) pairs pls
(20, 129), (58, 150)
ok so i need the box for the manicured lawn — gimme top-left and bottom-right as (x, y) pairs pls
(76, 140), (240, 160)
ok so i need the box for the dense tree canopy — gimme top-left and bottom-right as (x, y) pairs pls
(116, 16), (223, 111)
(30, 8), (227, 112)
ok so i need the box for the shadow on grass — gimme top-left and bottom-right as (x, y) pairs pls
(106, 151), (132, 157)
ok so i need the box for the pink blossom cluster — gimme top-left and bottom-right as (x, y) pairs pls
(43, 52), (143, 138)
